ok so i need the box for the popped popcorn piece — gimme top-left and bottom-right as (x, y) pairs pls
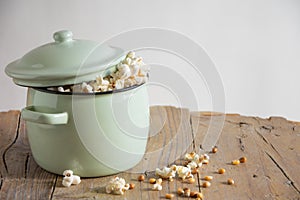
(152, 178), (163, 191)
(81, 82), (93, 93)
(58, 87), (64, 92)
(187, 161), (199, 169)
(135, 76), (148, 85)
(127, 51), (135, 58)
(63, 169), (73, 177)
(155, 165), (177, 180)
(117, 63), (131, 79)
(105, 176), (129, 195)
(152, 183), (162, 191)
(71, 84), (82, 93)
(184, 152), (203, 169)
(129, 63), (139, 76)
(184, 152), (197, 161)
(62, 170), (81, 187)
(62, 176), (73, 187)
(124, 78), (137, 88)
(96, 75), (109, 85)
(123, 57), (132, 65)
(203, 154), (210, 161)
(115, 79), (125, 89)
(177, 166), (193, 180)
(72, 175), (81, 185)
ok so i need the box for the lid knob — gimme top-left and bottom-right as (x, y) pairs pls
(53, 30), (73, 43)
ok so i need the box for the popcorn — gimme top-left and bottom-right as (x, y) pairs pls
(62, 176), (73, 187)
(152, 183), (162, 191)
(129, 63), (139, 77)
(96, 75), (109, 86)
(47, 51), (149, 93)
(177, 166), (193, 180)
(105, 176), (129, 195)
(81, 82), (93, 93)
(72, 175), (81, 185)
(184, 152), (198, 161)
(155, 165), (177, 181)
(62, 170), (81, 187)
(187, 161), (199, 169)
(115, 79), (125, 89)
(184, 152), (204, 169)
(63, 169), (73, 177)
(117, 63), (131, 79)
(152, 178), (163, 191)
(126, 51), (135, 58)
(58, 86), (64, 92)
(203, 153), (210, 161)
(124, 78), (137, 88)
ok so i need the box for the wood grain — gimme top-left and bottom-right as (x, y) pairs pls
(0, 107), (299, 200)
(190, 113), (300, 200)
(0, 110), (57, 200)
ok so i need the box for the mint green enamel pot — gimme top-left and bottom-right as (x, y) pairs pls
(5, 30), (150, 177)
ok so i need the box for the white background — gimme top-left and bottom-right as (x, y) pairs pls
(1, 0), (300, 121)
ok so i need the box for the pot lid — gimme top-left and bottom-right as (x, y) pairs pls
(5, 30), (124, 87)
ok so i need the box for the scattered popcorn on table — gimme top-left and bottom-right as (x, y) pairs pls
(105, 176), (129, 195)
(47, 51), (149, 93)
(155, 165), (177, 181)
(62, 170), (81, 187)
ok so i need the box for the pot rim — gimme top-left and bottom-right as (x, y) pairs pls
(32, 82), (145, 96)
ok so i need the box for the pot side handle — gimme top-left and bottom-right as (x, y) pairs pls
(21, 106), (68, 125)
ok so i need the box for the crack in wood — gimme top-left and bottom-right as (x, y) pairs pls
(224, 120), (252, 127)
(189, 115), (196, 151)
(238, 137), (245, 151)
(190, 111), (203, 194)
(239, 122), (250, 127)
(24, 154), (30, 179)
(269, 143), (282, 158)
(50, 176), (58, 200)
(260, 125), (274, 132)
(254, 128), (269, 144)
(265, 152), (300, 194)
(0, 177), (2, 190)
(2, 114), (21, 173)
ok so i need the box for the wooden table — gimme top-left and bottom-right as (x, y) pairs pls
(0, 106), (299, 199)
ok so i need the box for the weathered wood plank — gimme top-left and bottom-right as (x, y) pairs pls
(0, 111), (57, 200)
(0, 111), (20, 178)
(190, 113), (300, 199)
(1, 108), (299, 200)
(51, 106), (198, 199)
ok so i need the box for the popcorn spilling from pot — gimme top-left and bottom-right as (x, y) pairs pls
(62, 170), (81, 187)
(48, 51), (149, 93)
